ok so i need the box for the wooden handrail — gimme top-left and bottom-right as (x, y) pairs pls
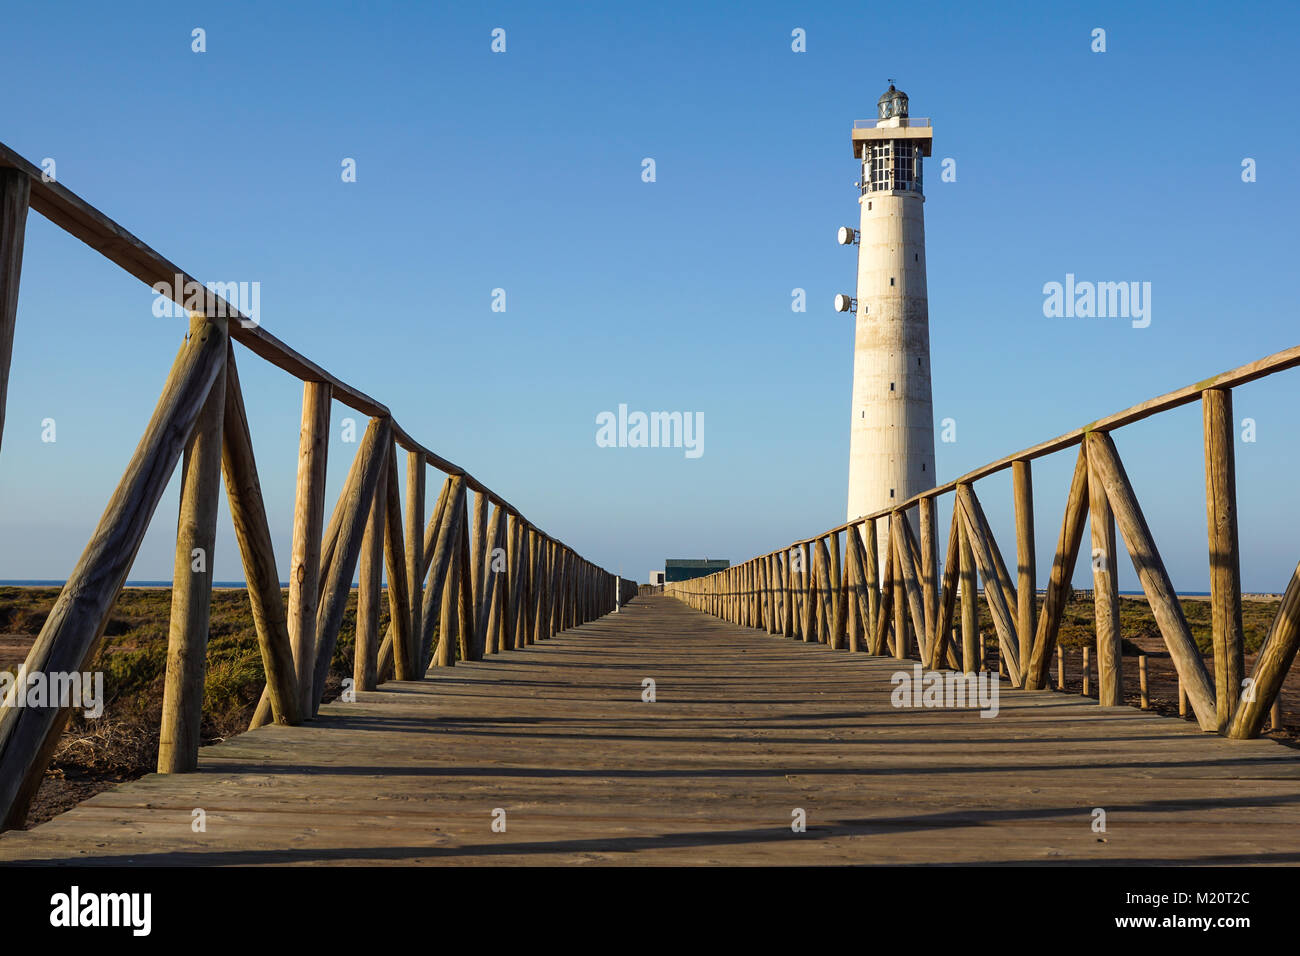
(0, 142), (641, 830)
(667, 341), (1300, 742)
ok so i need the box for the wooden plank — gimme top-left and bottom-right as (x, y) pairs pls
(8, 594), (1300, 866)
(158, 314), (228, 773)
(1085, 431), (1217, 731)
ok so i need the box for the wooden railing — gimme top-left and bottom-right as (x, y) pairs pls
(667, 344), (1300, 742)
(0, 145), (637, 831)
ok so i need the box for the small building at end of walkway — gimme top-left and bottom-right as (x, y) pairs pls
(663, 558), (730, 583)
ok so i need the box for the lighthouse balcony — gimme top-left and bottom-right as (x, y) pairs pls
(853, 117), (930, 129)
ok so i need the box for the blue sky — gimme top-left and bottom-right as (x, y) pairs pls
(0, 0), (1297, 591)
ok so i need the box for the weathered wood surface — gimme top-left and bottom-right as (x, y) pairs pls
(3, 595), (1299, 866)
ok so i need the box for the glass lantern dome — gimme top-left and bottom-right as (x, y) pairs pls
(877, 84), (909, 121)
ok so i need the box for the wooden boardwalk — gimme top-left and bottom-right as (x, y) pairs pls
(2, 595), (1300, 865)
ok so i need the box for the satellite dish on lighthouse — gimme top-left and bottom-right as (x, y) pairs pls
(833, 294), (855, 313)
(837, 226), (857, 246)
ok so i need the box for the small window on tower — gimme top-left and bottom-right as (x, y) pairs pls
(868, 201), (872, 210)
(922, 463), (926, 471)
(890, 277), (895, 286)
(890, 489), (895, 498)
(914, 253), (918, 262)
(890, 382), (895, 391)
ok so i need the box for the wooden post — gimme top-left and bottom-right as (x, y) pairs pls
(1056, 648), (1065, 691)
(457, 497), (478, 659)
(892, 513), (929, 663)
(1203, 388), (1245, 731)
(1087, 447), (1122, 706)
(219, 347), (299, 725)
(829, 536), (846, 648)
(287, 380), (332, 718)
(814, 538), (835, 647)
(960, 518), (978, 674)
(870, 532), (894, 656)
(489, 511), (511, 651)
(382, 448), (414, 680)
(531, 534), (550, 646)
(1012, 460), (1037, 682)
(0, 315), (228, 831)
(1082, 646), (1091, 697)
(1179, 679), (1187, 718)
(543, 535), (560, 641)
(505, 515), (523, 648)
(404, 452), (426, 676)
(845, 533), (865, 652)
(770, 553), (780, 633)
(800, 542), (815, 642)
(355, 448), (387, 690)
(955, 485), (1021, 685)
(424, 477), (466, 668)
(1139, 655), (1149, 709)
(0, 168), (29, 460)
(919, 497), (939, 656)
(158, 314), (228, 773)
(472, 491), (490, 630)
(435, 518), (464, 665)
(1086, 431), (1217, 731)
(864, 518), (879, 638)
(311, 418), (391, 713)
(1227, 559), (1300, 739)
(932, 506), (961, 669)
(1025, 447), (1090, 689)
(892, 539), (908, 660)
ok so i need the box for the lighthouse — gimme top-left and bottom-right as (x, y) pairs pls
(838, 83), (936, 566)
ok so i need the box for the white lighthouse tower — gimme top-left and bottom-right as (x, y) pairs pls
(838, 83), (936, 566)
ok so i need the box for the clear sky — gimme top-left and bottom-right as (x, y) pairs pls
(1, 0), (1297, 592)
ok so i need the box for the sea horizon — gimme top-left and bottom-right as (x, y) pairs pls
(0, 581), (1283, 597)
